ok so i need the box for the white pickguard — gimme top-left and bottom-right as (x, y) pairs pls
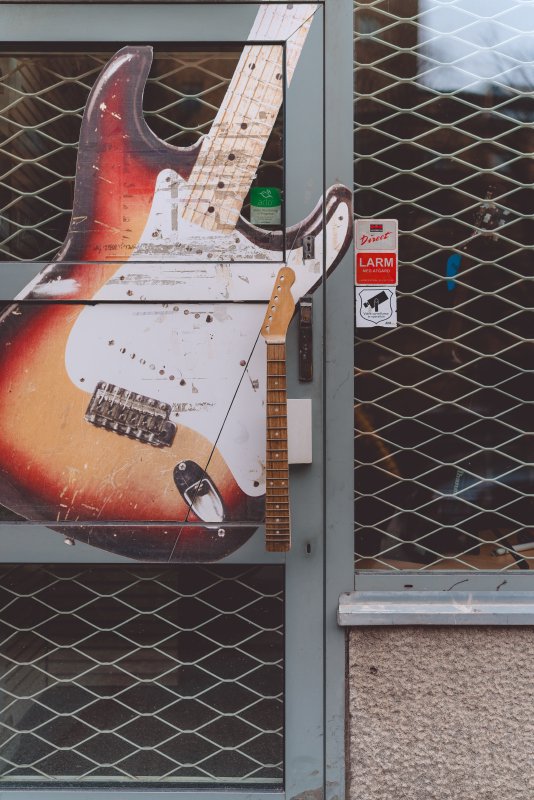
(64, 170), (350, 497)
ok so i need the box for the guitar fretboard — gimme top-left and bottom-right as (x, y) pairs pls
(265, 341), (290, 551)
(181, 3), (317, 233)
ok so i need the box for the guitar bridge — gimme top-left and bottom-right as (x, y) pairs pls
(85, 381), (176, 447)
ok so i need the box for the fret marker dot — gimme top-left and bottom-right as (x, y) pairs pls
(241, 122), (248, 129)
(208, 206), (214, 213)
(228, 153), (236, 161)
(218, 181), (225, 189)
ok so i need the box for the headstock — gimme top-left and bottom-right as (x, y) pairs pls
(261, 267), (296, 343)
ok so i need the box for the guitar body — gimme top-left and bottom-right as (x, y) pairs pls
(0, 46), (352, 561)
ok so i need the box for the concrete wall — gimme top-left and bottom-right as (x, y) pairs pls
(348, 627), (534, 800)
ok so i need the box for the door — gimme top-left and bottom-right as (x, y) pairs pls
(0, 2), (354, 798)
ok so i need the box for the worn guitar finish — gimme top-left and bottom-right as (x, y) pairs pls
(0, 28), (352, 561)
(0, 47), (255, 562)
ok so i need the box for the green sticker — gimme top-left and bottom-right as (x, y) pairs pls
(250, 187), (282, 225)
(251, 187), (281, 208)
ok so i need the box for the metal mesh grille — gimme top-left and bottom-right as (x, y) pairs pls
(354, 0), (534, 571)
(0, 564), (284, 787)
(0, 47), (283, 262)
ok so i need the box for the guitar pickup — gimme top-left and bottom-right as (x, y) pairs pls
(85, 381), (176, 447)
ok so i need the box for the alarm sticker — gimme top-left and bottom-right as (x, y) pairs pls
(356, 251), (397, 285)
(355, 219), (398, 285)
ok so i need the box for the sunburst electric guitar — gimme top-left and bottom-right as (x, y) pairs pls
(0, 5), (352, 561)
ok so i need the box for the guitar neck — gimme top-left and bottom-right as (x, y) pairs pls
(265, 341), (290, 552)
(182, 3), (317, 233)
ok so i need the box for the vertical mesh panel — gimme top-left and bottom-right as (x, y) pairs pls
(354, 0), (534, 571)
(0, 565), (284, 787)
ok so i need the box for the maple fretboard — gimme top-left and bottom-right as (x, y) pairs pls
(181, 2), (317, 233)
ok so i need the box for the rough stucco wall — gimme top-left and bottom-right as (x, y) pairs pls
(349, 627), (534, 800)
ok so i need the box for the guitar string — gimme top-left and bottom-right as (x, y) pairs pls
(282, 6), (319, 64)
(167, 222), (308, 561)
(167, 328), (262, 561)
(112, 10), (315, 554)
(167, 4), (318, 555)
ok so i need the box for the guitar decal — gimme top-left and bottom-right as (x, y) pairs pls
(0, 5), (353, 561)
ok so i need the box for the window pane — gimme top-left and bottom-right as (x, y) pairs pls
(354, 0), (534, 571)
(0, 564), (284, 787)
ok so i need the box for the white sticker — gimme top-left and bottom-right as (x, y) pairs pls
(250, 205), (282, 225)
(355, 219), (398, 252)
(356, 286), (397, 327)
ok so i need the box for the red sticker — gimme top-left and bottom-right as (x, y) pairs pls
(355, 251), (397, 285)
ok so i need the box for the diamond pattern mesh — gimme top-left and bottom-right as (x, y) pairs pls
(0, 47), (283, 262)
(0, 564), (283, 787)
(354, 0), (534, 571)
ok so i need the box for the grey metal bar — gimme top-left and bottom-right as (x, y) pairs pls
(324, 0), (354, 796)
(0, 522), (285, 563)
(0, 3), (260, 41)
(338, 591), (534, 626)
(0, 793), (284, 800)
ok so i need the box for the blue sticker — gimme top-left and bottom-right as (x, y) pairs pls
(446, 253), (462, 291)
